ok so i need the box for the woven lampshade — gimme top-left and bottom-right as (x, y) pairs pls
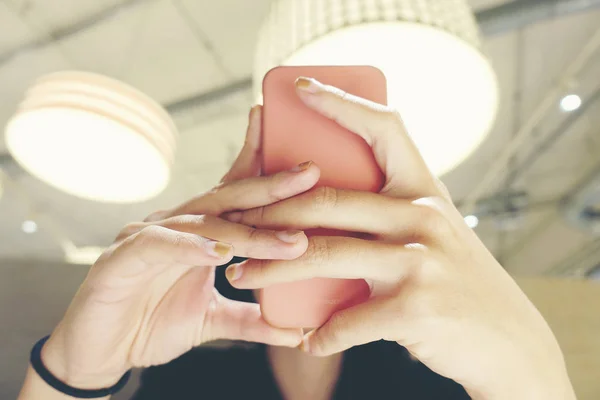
(5, 71), (177, 203)
(253, 0), (499, 176)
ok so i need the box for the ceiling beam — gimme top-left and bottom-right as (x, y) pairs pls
(163, 0), (600, 114)
(0, 0), (155, 66)
(477, 0), (600, 36)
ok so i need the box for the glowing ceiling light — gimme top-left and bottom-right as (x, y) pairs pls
(21, 220), (38, 234)
(560, 94), (582, 112)
(5, 71), (178, 203)
(65, 246), (106, 265)
(464, 215), (479, 229)
(253, 0), (499, 176)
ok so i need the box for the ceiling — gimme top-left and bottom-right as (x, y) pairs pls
(0, 0), (599, 279)
(1, 1), (600, 399)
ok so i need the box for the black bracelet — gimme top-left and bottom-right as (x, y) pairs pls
(30, 335), (132, 398)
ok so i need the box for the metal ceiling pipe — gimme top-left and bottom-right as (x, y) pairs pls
(477, 0), (600, 36)
(165, 0), (600, 114)
(561, 163), (600, 235)
(0, 0), (597, 114)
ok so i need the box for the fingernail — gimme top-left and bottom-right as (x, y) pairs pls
(226, 263), (243, 282)
(248, 105), (259, 121)
(223, 212), (242, 223)
(275, 230), (304, 244)
(295, 77), (321, 94)
(289, 161), (312, 172)
(206, 240), (232, 258)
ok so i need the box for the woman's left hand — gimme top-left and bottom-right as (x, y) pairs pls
(223, 78), (576, 400)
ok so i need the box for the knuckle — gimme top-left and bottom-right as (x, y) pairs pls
(240, 207), (262, 226)
(381, 109), (406, 132)
(244, 225), (265, 244)
(171, 232), (203, 252)
(256, 204), (267, 226)
(177, 186), (225, 216)
(116, 222), (145, 241)
(129, 225), (165, 248)
(112, 225), (168, 265)
(414, 200), (453, 237)
(415, 252), (445, 282)
(398, 244), (427, 271)
(266, 178), (288, 203)
(319, 312), (348, 345)
(311, 186), (339, 211)
(143, 210), (168, 223)
(92, 243), (118, 267)
(165, 214), (209, 230)
(246, 259), (270, 280)
(305, 236), (332, 266)
(207, 182), (226, 195)
(434, 178), (452, 202)
(237, 206), (267, 228)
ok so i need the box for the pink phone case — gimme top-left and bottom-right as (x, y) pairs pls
(261, 66), (388, 328)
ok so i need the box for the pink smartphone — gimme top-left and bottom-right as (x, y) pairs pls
(260, 66), (388, 328)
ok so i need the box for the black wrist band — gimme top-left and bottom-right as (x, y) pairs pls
(30, 335), (132, 398)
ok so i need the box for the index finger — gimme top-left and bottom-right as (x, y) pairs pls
(295, 77), (440, 199)
(160, 161), (320, 219)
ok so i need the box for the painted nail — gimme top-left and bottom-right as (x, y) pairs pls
(289, 161), (312, 172)
(226, 263), (243, 282)
(248, 105), (260, 121)
(206, 240), (232, 258)
(295, 77), (321, 93)
(275, 230), (304, 244)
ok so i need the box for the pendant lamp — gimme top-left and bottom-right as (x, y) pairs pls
(253, 0), (499, 176)
(5, 71), (177, 203)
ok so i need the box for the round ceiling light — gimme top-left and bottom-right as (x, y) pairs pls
(560, 94), (582, 112)
(5, 71), (178, 203)
(253, 0), (499, 176)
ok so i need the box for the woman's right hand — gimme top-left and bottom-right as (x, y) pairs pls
(38, 106), (320, 390)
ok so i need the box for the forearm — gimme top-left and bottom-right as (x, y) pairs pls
(18, 331), (118, 400)
(466, 368), (577, 400)
(18, 365), (110, 400)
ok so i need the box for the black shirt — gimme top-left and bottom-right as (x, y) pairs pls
(131, 259), (470, 399)
(131, 342), (469, 399)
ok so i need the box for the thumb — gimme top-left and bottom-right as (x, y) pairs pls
(203, 293), (303, 348)
(300, 297), (393, 356)
(295, 77), (441, 199)
(220, 105), (263, 184)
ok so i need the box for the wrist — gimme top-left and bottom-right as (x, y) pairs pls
(467, 369), (576, 400)
(41, 328), (126, 390)
(470, 385), (576, 400)
(18, 365), (110, 400)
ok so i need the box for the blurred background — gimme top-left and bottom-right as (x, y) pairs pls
(0, 0), (599, 398)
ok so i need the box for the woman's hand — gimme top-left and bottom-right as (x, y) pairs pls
(37, 106), (320, 391)
(223, 80), (576, 400)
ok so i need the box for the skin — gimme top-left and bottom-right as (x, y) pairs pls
(18, 106), (323, 399)
(18, 80), (576, 400)
(223, 78), (577, 400)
